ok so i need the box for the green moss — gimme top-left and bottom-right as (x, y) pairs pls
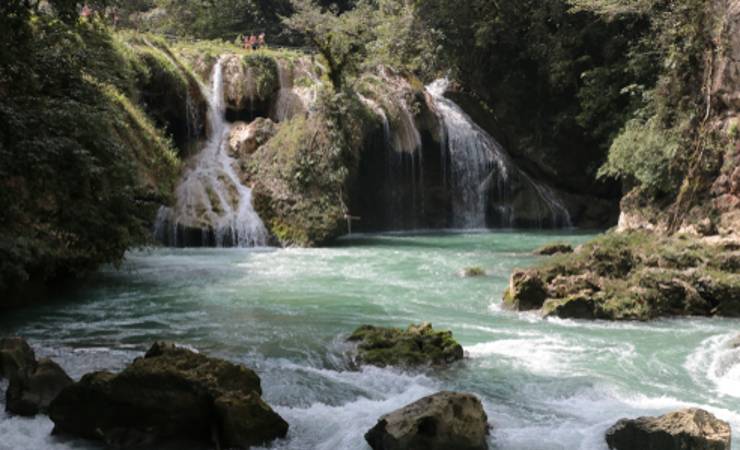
(242, 54), (279, 101)
(728, 120), (739, 141)
(518, 230), (739, 321)
(348, 323), (464, 368)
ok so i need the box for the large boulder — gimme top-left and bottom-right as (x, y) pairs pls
(6, 358), (73, 416)
(365, 391), (489, 450)
(503, 270), (548, 311)
(605, 408), (731, 450)
(0, 337), (36, 380)
(348, 323), (463, 369)
(49, 342), (288, 449)
(228, 118), (277, 160)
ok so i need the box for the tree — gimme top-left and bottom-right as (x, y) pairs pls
(284, 0), (376, 90)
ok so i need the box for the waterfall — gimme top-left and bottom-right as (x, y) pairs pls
(426, 79), (572, 228)
(155, 58), (269, 247)
(271, 61), (305, 122)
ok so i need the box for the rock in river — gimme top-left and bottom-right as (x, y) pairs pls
(502, 269), (548, 311)
(0, 337), (36, 380)
(348, 323), (464, 368)
(605, 408), (731, 450)
(533, 243), (574, 255)
(1, 336), (73, 417)
(7, 358), (73, 416)
(49, 342), (288, 449)
(365, 391), (489, 450)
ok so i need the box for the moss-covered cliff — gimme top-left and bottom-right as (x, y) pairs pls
(0, 9), (200, 306)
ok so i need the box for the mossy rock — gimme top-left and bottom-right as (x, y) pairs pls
(542, 294), (596, 319)
(49, 342), (288, 449)
(508, 231), (740, 321)
(348, 323), (464, 369)
(503, 269), (548, 311)
(461, 266), (486, 277)
(534, 243), (574, 256)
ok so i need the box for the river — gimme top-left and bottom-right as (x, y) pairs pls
(1, 230), (738, 449)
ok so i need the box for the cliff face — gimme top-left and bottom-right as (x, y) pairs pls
(617, 0), (740, 237)
(708, 0), (740, 234)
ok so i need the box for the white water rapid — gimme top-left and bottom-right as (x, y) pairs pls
(155, 58), (268, 247)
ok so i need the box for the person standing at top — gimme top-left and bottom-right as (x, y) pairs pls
(243, 34), (250, 50)
(250, 35), (258, 51)
(258, 33), (266, 49)
(81, 3), (92, 18)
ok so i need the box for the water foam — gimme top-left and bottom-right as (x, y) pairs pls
(686, 333), (740, 398)
(155, 57), (268, 247)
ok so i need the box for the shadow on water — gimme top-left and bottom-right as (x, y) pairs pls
(331, 228), (604, 250)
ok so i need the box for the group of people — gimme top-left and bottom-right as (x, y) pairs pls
(243, 33), (266, 51)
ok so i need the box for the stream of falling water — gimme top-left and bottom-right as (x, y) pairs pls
(154, 58), (268, 247)
(426, 79), (572, 228)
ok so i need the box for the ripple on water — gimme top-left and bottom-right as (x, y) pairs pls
(686, 332), (740, 399)
(0, 232), (738, 450)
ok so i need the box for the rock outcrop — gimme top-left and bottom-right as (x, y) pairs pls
(503, 232), (740, 321)
(7, 358), (73, 416)
(503, 269), (549, 311)
(1, 337), (73, 417)
(365, 391), (489, 450)
(228, 118), (277, 160)
(605, 408), (731, 450)
(541, 295), (596, 319)
(0, 337), (36, 380)
(48, 342), (288, 449)
(348, 323), (464, 368)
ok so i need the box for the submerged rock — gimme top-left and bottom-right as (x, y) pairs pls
(7, 358), (73, 416)
(0, 337), (36, 380)
(534, 243), (574, 255)
(348, 323), (463, 368)
(49, 342), (288, 449)
(605, 408), (731, 450)
(365, 391), (489, 450)
(461, 267), (486, 278)
(503, 270), (548, 311)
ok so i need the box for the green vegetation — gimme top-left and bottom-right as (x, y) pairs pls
(243, 54), (279, 100)
(0, 3), (191, 306)
(248, 88), (372, 246)
(506, 232), (740, 320)
(284, 0), (377, 90)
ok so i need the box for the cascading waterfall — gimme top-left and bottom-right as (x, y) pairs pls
(426, 79), (572, 228)
(271, 61), (307, 122)
(155, 57), (268, 247)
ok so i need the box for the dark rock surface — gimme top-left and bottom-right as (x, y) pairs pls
(49, 342), (288, 449)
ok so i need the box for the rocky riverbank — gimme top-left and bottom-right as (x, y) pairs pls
(504, 231), (739, 321)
